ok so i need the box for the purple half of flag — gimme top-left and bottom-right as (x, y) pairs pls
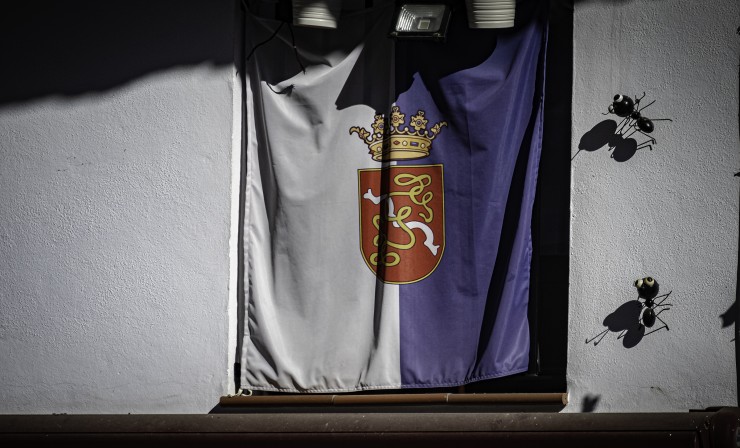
(394, 0), (547, 388)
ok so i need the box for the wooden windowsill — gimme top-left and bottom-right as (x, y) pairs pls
(219, 392), (568, 407)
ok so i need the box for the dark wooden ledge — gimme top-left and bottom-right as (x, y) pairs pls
(0, 407), (738, 447)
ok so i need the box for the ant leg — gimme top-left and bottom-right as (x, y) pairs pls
(616, 117), (633, 134)
(621, 123), (645, 143)
(624, 128), (638, 139)
(635, 129), (658, 144)
(636, 99), (656, 113)
(643, 323), (669, 336)
(630, 92), (646, 111)
(643, 314), (670, 336)
(654, 314), (670, 331)
(586, 328), (609, 345)
(635, 129), (655, 140)
(653, 291), (672, 307)
(625, 128), (655, 149)
(643, 310), (671, 336)
(653, 308), (671, 319)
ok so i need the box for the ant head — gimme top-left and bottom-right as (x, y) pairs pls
(611, 94), (634, 117)
(634, 276), (659, 300)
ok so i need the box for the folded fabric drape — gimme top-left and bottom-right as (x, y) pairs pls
(241, 0), (547, 392)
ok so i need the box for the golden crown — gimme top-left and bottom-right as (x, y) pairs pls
(350, 106), (447, 161)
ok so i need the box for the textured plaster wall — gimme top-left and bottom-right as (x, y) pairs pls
(0, 2), (237, 413)
(567, 0), (740, 411)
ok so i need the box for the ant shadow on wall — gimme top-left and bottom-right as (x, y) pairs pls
(721, 301), (736, 329)
(720, 301), (736, 342)
(572, 93), (672, 162)
(586, 278), (673, 348)
(581, 394), (601, 413)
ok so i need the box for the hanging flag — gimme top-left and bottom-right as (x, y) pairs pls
(241, 0), (547, 392)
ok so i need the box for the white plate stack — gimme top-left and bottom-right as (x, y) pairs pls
(293, 0), (341, 29)
(466, 0), (515, 29)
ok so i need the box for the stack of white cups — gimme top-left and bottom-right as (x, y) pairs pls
(292, 0), (341, 29)
(466, 0), (515, 29)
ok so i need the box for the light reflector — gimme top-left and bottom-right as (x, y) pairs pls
(395, 4), (446, 32)
(389, 3), (452, 41)
(466, 0), (515, 29)
(293, 0), (341, 29)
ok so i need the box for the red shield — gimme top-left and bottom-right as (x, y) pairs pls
(358, 164), (445, 284)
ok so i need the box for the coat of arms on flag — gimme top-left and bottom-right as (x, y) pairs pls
(351, 106), (447, 284)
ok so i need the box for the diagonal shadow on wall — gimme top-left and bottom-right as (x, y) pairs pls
(0, 0), (234, 105)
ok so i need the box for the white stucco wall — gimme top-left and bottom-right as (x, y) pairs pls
(567, 0), (740, 411)
(0, 3), (237, 413)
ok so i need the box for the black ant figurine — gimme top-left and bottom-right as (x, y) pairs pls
(634, 276), (672, 332)
(604, 93), (672, 151)
(585, 277), (673, 347)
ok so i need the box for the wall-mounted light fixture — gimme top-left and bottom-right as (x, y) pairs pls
(465, 0), (515, 29)
(389, 3), (452, 42)
(292, 0), (341, 28)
